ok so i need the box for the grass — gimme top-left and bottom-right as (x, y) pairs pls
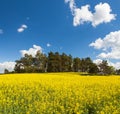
(0, 72), (120, 114)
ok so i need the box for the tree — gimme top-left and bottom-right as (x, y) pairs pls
(47, 52), (73, 72)
(106, 66), (115, 75)
(116, 69), (120, 75)
(34, 51), (47, 72)
(47, 52), (55, 72)
(80, 57), (93, 72)
(61, 53), (68, 72)
(68, 55), (73, 71)
(14, 51), (47, 73)
(47, 52), (61, 72)
(14, 61), (25, 73)
(4, 69), (9, 74)
(73, 57), (81, 72)
(14, 50), (117, 75)
(88, 63), (99, 74)
(98, 60), (115, 75)
(60, 53), (73, 72)
(54, 52), (62, 72)
(14, 54), (34, 73)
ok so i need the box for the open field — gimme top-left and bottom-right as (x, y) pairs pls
(0, 73), (120, 114)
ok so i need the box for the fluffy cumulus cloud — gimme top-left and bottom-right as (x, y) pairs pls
(73, 5), (93, 26)
(90, 30), (120, 69)
(0, 62), (16, 73)
(20, 45), (43, 57)
(65, 0), (76, 12)
(111, 62), (120, 70)
(0, 29), (3, 34)
(90, 30), (120, 59)
(92, 3), (116, 27)
(90, 38), (104, 49)
(93, 59), (120, 70)
(17, 24), (28, 33)
(47, 43), (51, 47)
(93, 59), (102, 65)
(65, 0), (116, 27)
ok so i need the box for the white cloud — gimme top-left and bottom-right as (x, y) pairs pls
(93, 59), (102, 65)
(0, 62), (16, 73)
(47, 43), (51, 47)
(21, 24), (27, 29)
(110, 62), (120, 70)
(93, 59), (120, 69)
(17, 24), (28, 33)
(92, 3), (116, 27)
(0, 29), (3, 34)
(90, 38), (103, 49)
(73, 5), (93, 26)
(90, 30), (120, 60)
(20, 45), (43, 57)
(65, 1), (116, 27)
(65, 0), (76, 13)
(90, 30), (120, 69)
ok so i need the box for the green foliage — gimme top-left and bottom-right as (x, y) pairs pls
(14, 51), (47, 73)
(47, 52), (61, 72)
(73, 57), (81, 72)
(14, 51), (116, 75)
(4, 69), (9, 74)
(88, 63), (99, 74)
(98, 60), (115, 75)
(116, 69), (120, 75)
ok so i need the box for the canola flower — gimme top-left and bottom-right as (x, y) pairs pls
(0, 73), (120, 114)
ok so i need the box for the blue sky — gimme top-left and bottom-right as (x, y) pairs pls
(0, 0), (120, 72)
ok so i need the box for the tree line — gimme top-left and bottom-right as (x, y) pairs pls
(6, 51), (119, 75)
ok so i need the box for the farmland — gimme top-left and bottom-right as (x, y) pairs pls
(0, 73), (120, 114)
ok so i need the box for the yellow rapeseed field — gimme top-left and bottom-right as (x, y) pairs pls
(0, 73), (120, 114)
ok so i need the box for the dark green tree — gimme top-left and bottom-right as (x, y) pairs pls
(67, 54), (73, 72)
(80, 57), (93, 72)
(61, 53), (68, 72)
(34, 51), (47, 72)
(88, 63), (99, 74)
(73, 57), (81, 72)
(14, 51), (47, 73)
(98, 60), (115, 75)
(116, 69), (120, 75)
(54, 52), (62, 72)
(14, 54), (34, 73)
(4, 69), (9, 74)
(47, 52), (61, 72)
(14, 60), (25, 73)
(61, 53), (73, 72)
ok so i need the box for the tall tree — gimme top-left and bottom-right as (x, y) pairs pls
(116, 69), (120, 75)
(47, 52), (61, 72)
(14, 51), (47, 73)
(14, 54), (35, 73)
(34, 51), (47, 72)
(68, 54), (73, 71)
(54, 52), (62, 72)
(14, 61), (25, 73)
(73, 57), (81, 72)
(61, 53), (72, 72)
(80, 57), (93, 72)
(4, 69), (9, 74)
(88, 63), (99, 74)
(98, 60), (115, 75)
